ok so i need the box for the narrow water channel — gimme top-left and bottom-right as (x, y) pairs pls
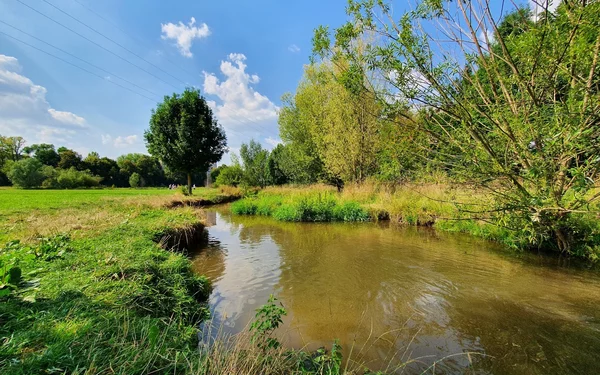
(190, 208), (600, 375)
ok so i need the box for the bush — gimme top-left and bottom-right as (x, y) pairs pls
(215, 165), (244, 187)
(43, 167), (101, 189)
(6, 158), (45, 188)
(129, 172), (142, 188)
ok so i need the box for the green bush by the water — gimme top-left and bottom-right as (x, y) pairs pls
(231, 192), (370, 222)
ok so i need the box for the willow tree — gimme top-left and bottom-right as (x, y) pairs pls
(145, 88), (227, 194)
(315, 0), (600, 255)
(279, 62), (382, 186)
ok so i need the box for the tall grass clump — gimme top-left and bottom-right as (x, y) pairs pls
(233, 192), (370, 222)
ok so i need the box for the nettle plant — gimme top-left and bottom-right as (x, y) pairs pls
(313, 0), (600, 256)
(249, 294), (287, 350)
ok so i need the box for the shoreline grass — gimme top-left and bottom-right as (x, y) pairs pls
(229, 183), (577, 255)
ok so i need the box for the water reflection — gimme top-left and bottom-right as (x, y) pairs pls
(191, 208), (600, 375)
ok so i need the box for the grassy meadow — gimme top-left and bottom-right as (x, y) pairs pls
(0, 187), (219, 374)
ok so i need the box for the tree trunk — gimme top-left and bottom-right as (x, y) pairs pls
(187, 173), (192, 195)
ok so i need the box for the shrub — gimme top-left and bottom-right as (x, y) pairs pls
(44, 167), (101, 189)
(129, 172), (142, 188)
(6, 158), (45, 188)
(215, 165), (244, 187)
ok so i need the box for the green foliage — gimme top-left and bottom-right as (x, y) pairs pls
(249, 295), (287, 350)
(43, 167), (101, 189)
(0, 253), (22, 297)
(23, 143), (60, 167)
(57, 148), (83, 170)
(145, 88), (227, 194)
(210, 164), (227, 182)
(266, 144), (289, 185)
(179, 184), (191, 196)
(117, 153), (164, 186)
(215, 165), (245, 187)
(232, 192), (371, 222)
(240, 139), (271, 187)
(129, 172), (142, 188)
(6, 158), (45, 188)
(34, 234), (71, 261)
(312, 0), (600, 255)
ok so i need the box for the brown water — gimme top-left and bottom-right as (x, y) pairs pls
(191, 208), (600, 374)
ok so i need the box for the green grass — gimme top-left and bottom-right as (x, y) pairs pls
(0, 188), (223, 374)
(231, 191), (370, 222)
(0, 187), (221, 214)
(0, 187), (385, 375)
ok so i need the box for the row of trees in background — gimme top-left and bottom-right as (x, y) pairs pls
(0, 135), (204, 189)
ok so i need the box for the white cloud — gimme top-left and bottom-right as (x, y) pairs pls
(0, 54), (88, 145)
(265, 137), (282, 148)
(202, 53), (278, 129)
(161, 17), (210, 58)
(48, 109), (86, 127)
(101, 134), (138, 148)
(529, 0), (559, 21)
(288, 44), (300, 53)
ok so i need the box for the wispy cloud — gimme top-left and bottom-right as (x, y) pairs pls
(288, 44), (300, 53)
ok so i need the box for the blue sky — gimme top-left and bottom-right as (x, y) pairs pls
(0, 0), (550, 163)
(0, 0), (351, 161)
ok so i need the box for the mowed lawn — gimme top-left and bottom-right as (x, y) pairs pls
(0, 187), (174, 213)
(0, 187), (224, 243)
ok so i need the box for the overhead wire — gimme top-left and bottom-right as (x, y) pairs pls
(70, 0), (199, 81)
(14, 0), (181, 90)
(40, 0), (188, 86)
(7, 0), (280, 141)
(0, 30), (160, 103)
(0, 19), (162, 99)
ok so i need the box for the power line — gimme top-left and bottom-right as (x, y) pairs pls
(0, 19), (161, 99)
(0, 30), (159, 103)
(70, 0), (199, 81)
(15, 0), (181, 91)
(40, 0), (189, 86)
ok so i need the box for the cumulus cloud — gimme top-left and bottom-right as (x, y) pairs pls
(101, 134), (138, 148)
(288, 44), (300, 53)
(202, 53), (278, 129)
(0, 54), (88, 145)
(48, 109), (86, 127)
(161, 17), (210, 58)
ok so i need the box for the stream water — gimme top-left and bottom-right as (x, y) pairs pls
(190, 208), (600, 374)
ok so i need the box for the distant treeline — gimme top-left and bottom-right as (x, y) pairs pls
(0, 136), (205, 188)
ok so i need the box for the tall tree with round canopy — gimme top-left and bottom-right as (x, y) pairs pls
(145, 88), (227, 194)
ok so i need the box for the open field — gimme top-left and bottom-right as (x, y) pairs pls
(0, 188), (217, 374)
